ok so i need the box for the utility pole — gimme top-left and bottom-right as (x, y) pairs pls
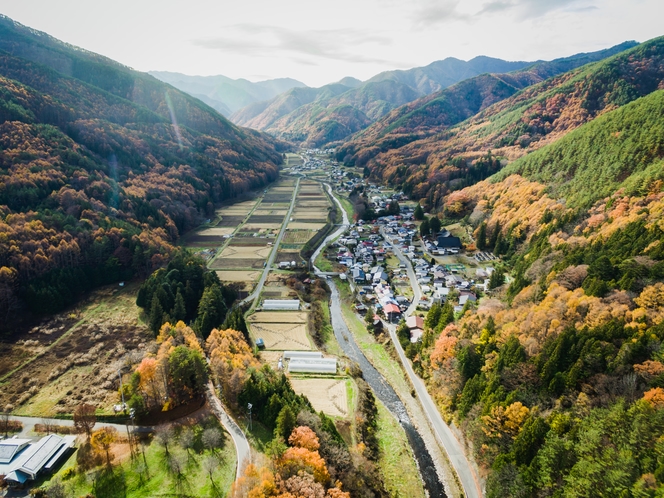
(247, 403), (252, 431)
(118, 368), (126, 413)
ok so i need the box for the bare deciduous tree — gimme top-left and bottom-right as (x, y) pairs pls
(155, 424), (174, 458)
(73, 403), (97, 439)
(202, 427), (222, 453)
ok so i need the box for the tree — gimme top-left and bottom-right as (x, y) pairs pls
(414, 203), (424, 220)
(364, 305), (375, 333)
(489, 268), (506, 289)
(168, 346), (208, 404)
(149, 294), (164, 335)
(202, 427), (223, 452)
(275, 406), (297, 441)
(172, 289), (186, 322)
(155, 424), (174, 457)
(477, 222), (487, 250)
(430, 216), (442, 235)
(420, 218), (431, 237)
(73, 403), (97, 439)
(194, 284), (227, 338)
(179, 427), (194, 461)
(1, 404), (14, 438)
(91, 426), (118, 466)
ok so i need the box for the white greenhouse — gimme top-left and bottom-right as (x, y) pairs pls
(283, 351), (323, 361)
(263, 299), (300, 311)
(288, 358), (337, 374)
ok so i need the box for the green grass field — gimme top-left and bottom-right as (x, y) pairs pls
(376, 401), (426, 498)
(42, 415), (236, 498)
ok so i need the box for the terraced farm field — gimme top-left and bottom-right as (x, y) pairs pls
(248, 311), (312, 350)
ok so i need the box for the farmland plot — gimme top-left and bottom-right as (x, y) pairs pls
(290, 378), (349, 417)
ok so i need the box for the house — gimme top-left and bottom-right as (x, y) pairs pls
(353, 268), (366, 283)
(410, 328), (424, 343)
(406, 315), (424, 330)
(1, 435), (76, 488)
(459, 293), (477, 307)
(383, 303), (401, 322)
(437, 231), (462, 249)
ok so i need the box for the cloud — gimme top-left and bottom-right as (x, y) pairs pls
(410, 0), (470, 27)
(193, 25), (397, 65)
(478, 0), (592, 19)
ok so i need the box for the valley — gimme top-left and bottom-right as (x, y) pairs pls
(1, 8), (664, 498)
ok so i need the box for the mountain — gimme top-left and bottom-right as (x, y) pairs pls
(420, 87), (664, 498)
(337, 39), (653, 206)
(236, 79), (421, 147)
(336, 76), (363, 88)
(149, 71), (308, 116)
(0, 15), (284, 323)
(367, 55), (534, 95)
(230, 56), (540, 147)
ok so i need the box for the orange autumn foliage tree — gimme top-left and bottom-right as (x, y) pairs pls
(206, 328), (260, 407)
(643, 388), (664, 409)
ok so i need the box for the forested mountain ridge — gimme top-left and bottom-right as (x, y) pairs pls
(335, 40), (640, 184)
(149, 70), (308, 116)
(337, 41), (638, 157)
(366, 55), (534, 94)
(0, 15), (284, 325)
(229, 55), (542, 147)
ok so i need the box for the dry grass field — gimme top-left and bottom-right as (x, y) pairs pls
(0, 284), (151, 416)
(248, 311), (308, 323)
(276, 251), (302, 264)
(253, 209), (288, 216)
(244, 223), (283, 231)
(249, 322), (311, 350)
(283, 230), (317, 244)
(290, 378), (349, 417)
(209, 258), (265, 269)
(220, 245), (272, 259)
(215, 270), (261, 282)
(288, 222), (326, 230)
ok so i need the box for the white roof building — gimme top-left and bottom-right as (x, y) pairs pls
(263, 299), (300, 311)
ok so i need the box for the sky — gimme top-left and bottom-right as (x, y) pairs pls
(0, 0), (662, 87)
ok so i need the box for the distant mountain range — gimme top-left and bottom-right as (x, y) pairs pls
(228, 56), (545, 147)
(149, 71), (307, 116)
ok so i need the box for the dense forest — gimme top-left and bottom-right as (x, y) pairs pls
(0, 16), (284, 325)
(337, 37), (664, 211)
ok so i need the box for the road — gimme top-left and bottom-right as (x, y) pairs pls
(383, 229), (483, 498)
(310, 183), (350, 273)
(206, 382), (250, 481)
(241, 176), (302, 308)
(9, 415), (152, 439)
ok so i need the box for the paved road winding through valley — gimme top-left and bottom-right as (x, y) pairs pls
(384, 228), (483, 498)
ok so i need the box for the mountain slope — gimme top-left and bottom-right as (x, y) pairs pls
(341, 38), (661, 208)
(231, 55), (541, 147)
(495, 89), (664, 208)
(367, 55), (533, 94)
(420, 87), (664, 498)
(149, 71), (307, 116)
(262, 79), (421, 147)
(337, 40), (639, 167)
(0, 15), (283, 322)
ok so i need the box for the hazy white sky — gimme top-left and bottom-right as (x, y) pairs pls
(1, 0), (661, 87)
